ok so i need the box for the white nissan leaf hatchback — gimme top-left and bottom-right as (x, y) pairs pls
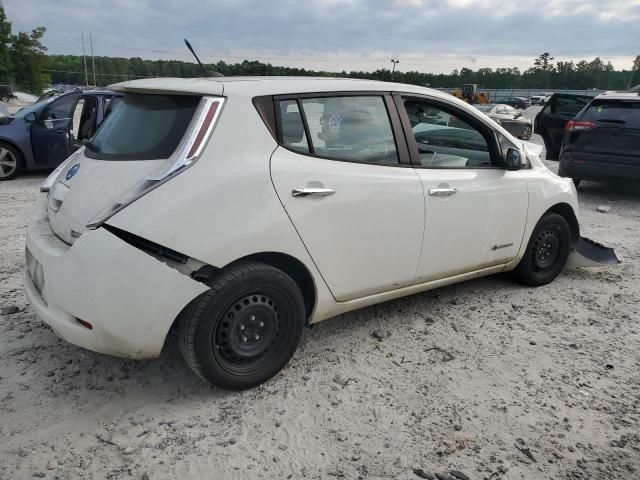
(25, 77), (586, 390)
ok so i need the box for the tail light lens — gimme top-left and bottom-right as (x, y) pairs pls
(40, 157), (75, 193)
(86, 96), (225, 229)
(565, 120), (597, 133)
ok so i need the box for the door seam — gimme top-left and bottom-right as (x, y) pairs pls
(268, 145), (339, 302)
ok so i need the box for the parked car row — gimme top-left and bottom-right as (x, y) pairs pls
(474, 103), (533, 139)
(0, 90), (122, 180)
(535, 91), (640, 186)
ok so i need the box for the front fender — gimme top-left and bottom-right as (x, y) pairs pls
(507, 172), (579, 269)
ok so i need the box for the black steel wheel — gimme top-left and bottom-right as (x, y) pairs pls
(512, 213), (571, 286)
(179, 261), (305, 390)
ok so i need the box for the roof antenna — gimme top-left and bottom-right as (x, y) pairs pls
(184, 38), (223, 77)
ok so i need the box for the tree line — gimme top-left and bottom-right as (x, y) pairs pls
(1, 1), (638, 94)
(44, 52), (640, 91)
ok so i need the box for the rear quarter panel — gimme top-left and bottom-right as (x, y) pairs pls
(107, 93), (336, 320)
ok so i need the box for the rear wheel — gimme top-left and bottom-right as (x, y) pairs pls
(519, 124), (532, 140)
(178, 261), (305, 390)
(0, 142), (23, 181)
(512, 213), (571, 286)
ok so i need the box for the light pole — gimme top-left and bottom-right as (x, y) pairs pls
(390, 58), (399, 81)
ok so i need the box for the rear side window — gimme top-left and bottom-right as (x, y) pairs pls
(85, 94), (200, 160)
(278, 96), (398, 165)
(580, 100), (640, 128)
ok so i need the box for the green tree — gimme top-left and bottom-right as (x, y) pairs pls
(534, 52), (555, 72)
(628, 55), (640, 89)
(11, 26), (48, 93)
(0, 5), (13, 84)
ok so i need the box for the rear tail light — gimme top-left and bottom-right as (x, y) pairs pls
(40, 156), (75, 193)
(565, 120), (597, 133)
(86, 96), (225, 229)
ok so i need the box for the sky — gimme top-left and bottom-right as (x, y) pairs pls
(6, 0), (640, 74)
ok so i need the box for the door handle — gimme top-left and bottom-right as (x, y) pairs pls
(292, 187), (335, 198)
(428, 187), (458, 197)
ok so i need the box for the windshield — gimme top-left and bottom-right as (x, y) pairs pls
(475, 105), (493, 112)
(85, 93), (201, 160)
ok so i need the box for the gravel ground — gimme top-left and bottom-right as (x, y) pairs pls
(1, 107), (639, 480)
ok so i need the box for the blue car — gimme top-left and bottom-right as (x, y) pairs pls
(0, 90), (122, 180)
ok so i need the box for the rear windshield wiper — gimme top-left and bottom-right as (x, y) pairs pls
(596, 118), (626, 124)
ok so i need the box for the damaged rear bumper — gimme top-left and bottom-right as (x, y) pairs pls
(24, 195), (208, 359)
(566, 236), (621, 269)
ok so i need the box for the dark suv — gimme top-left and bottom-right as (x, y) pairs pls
(558, 92), (640, 186)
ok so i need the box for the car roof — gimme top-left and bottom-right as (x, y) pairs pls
(82, 89), (122, 97)
(108, 76), (454, 100)
(594, 91), (640, 101)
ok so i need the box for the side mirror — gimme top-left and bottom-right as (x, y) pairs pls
(24, 112), (37, 122)
(505, 148), (522, 171)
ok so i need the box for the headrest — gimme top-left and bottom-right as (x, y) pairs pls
(282, 112), (305, 145)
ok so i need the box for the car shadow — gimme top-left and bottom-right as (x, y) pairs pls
(577, 180), (640, 201)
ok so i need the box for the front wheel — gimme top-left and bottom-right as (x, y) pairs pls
(0, 142), (23, 180)
(512, 213), (571, 286)
(178, 261), (305, 390)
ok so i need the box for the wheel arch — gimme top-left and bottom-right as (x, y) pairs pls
(226, 252), (317, 321)
(166, 251), (317, 353)
(545, 203), (580, 245)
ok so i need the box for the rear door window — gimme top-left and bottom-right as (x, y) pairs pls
(85, 94), (201, 160)
(292, 96), (399, 165)
(580, 100), (640, 128)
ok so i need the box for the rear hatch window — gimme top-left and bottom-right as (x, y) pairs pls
(580, 100), (640, 128)
(86, 94), (201, 160)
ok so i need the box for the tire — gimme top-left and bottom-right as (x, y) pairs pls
(178, 261), (305, 390)
(519, 124), (532, 140)
(0, 142), (23, 181)
(512, 213), (571, 287)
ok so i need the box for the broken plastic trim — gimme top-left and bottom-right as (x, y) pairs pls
(566, 236), (621, 268)
(102, 224), (219, 282)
